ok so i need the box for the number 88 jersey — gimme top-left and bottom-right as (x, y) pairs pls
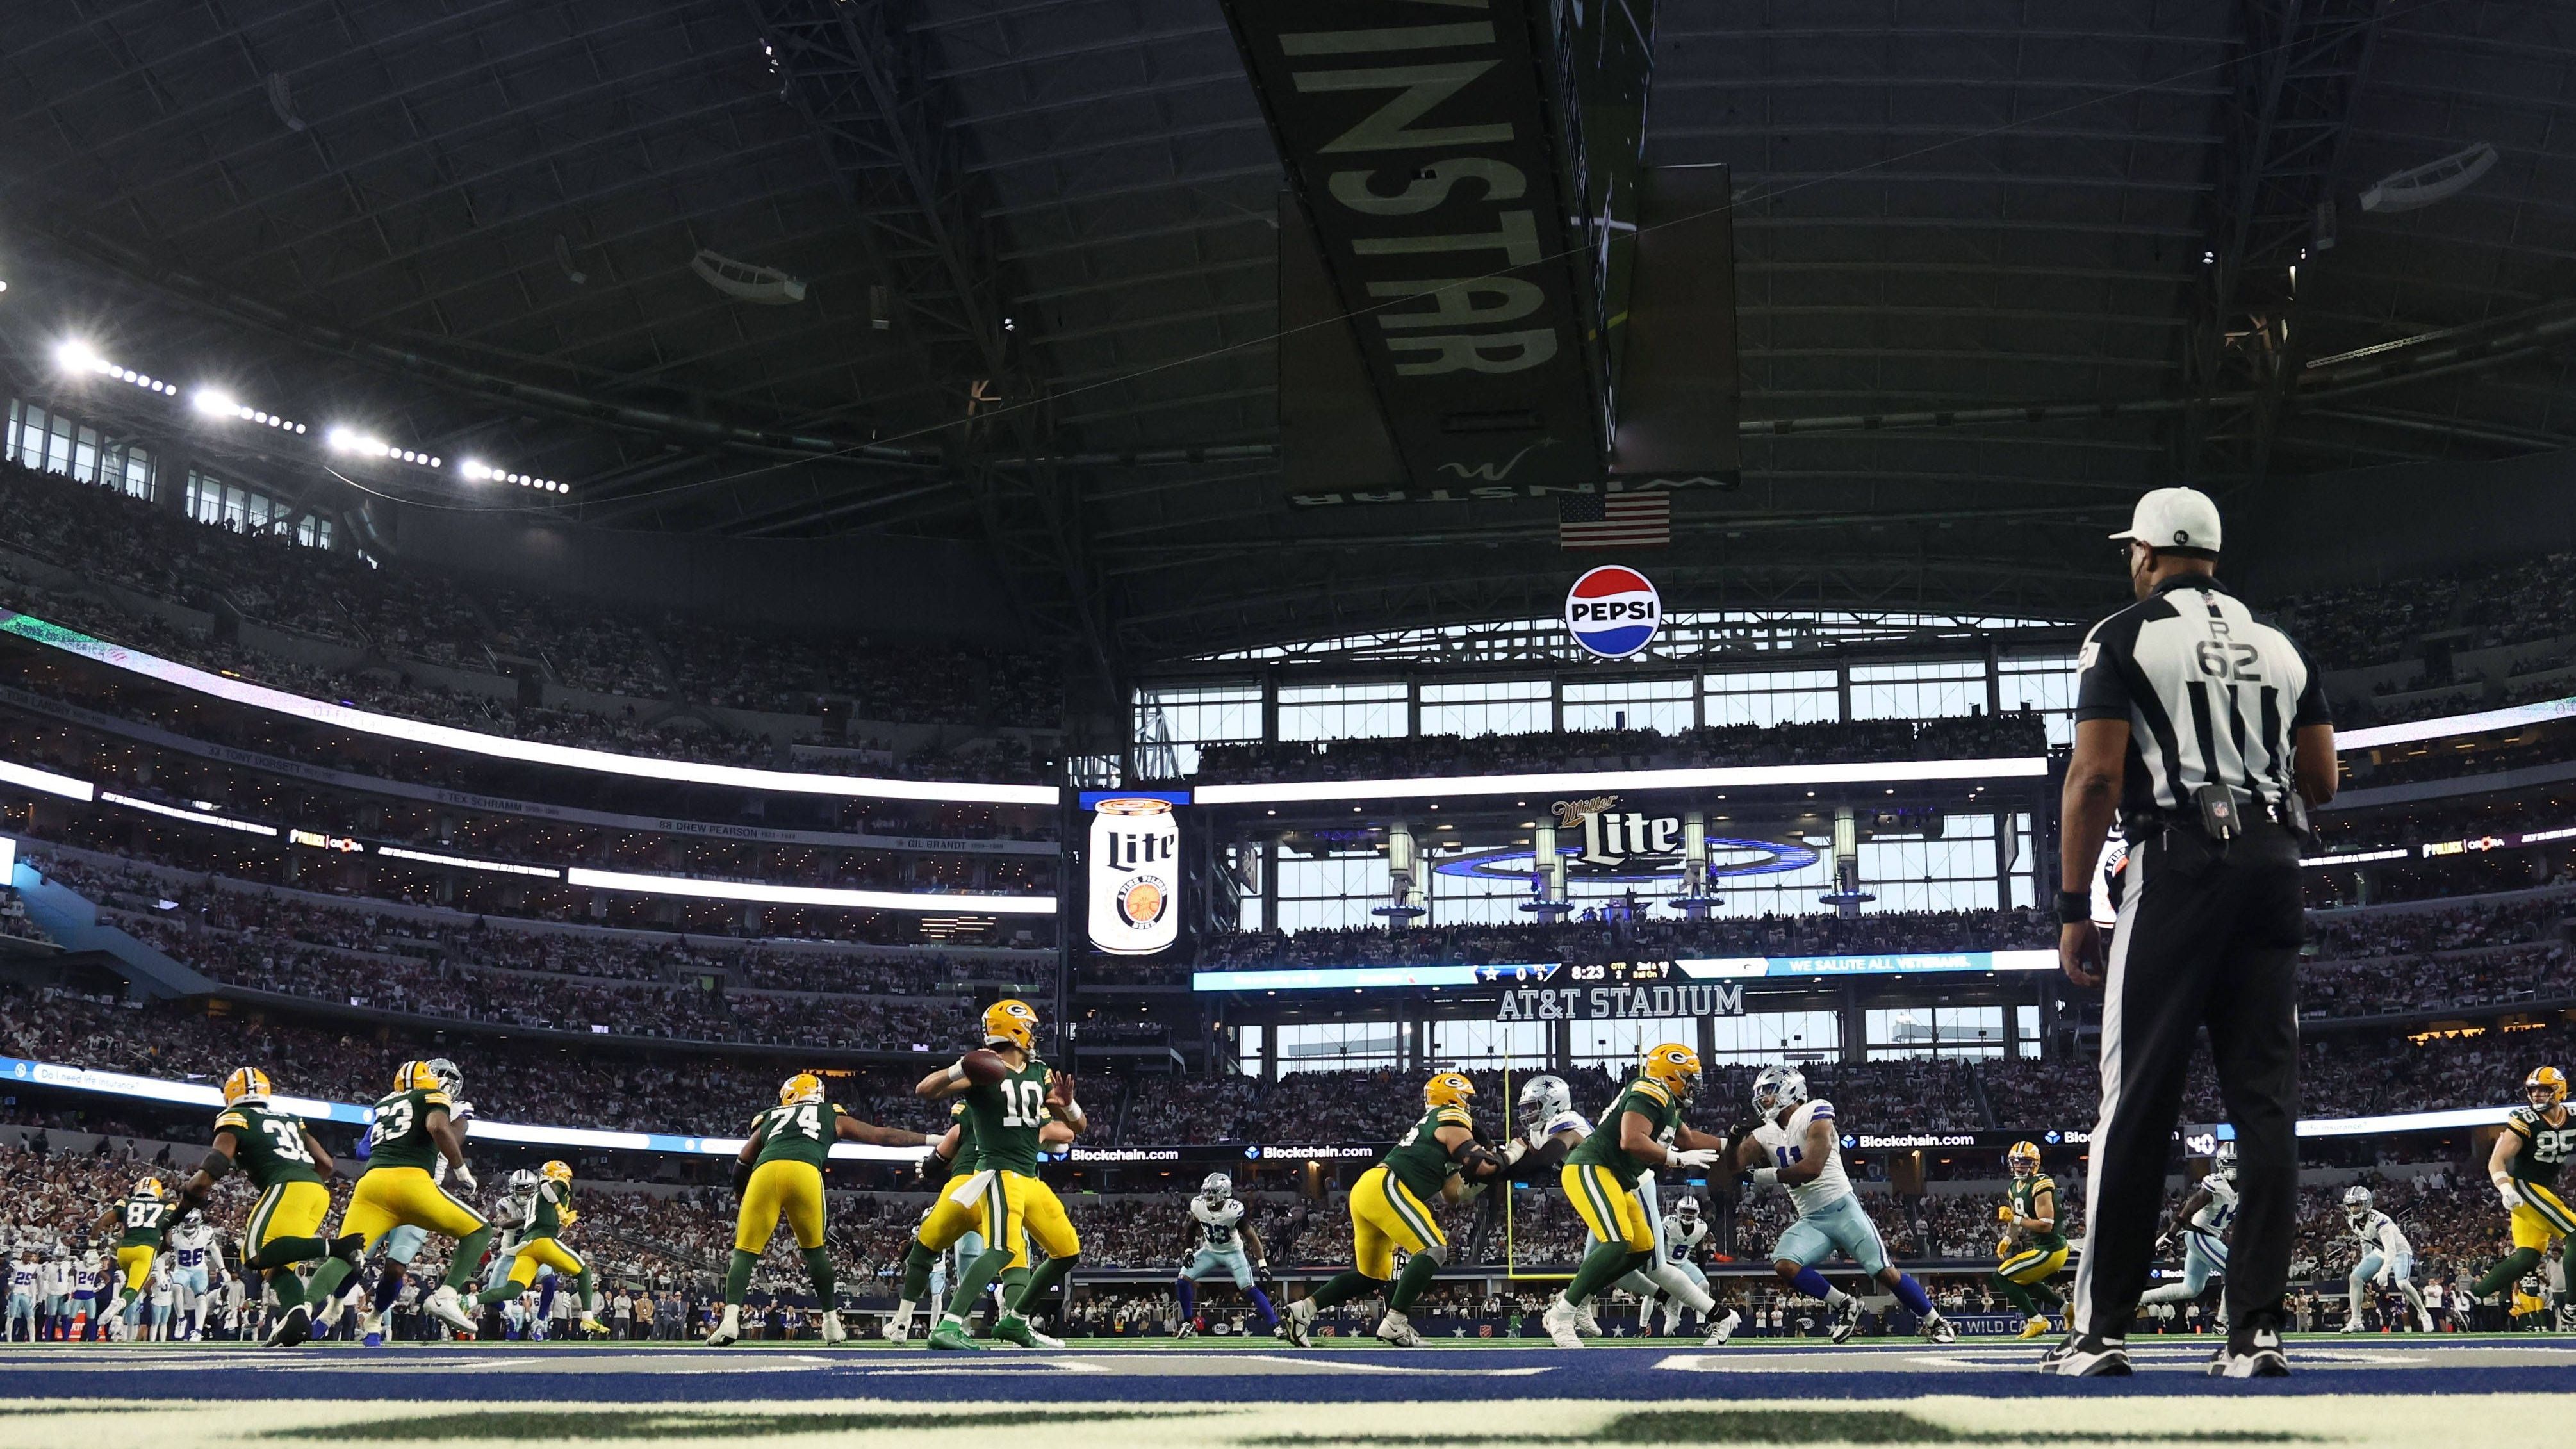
(213, 1104), (326, 1190)
(964, 1056), (1054, 1175)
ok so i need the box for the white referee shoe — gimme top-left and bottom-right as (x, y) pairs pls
(1702, 1309), (1741, 1347)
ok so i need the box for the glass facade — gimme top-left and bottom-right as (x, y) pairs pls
(6, 397), (155, 499)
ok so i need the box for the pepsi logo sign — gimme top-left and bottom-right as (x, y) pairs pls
(1564, 565), (1662, 659)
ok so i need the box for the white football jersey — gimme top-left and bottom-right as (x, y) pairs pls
(2191, 1174), (2240, 1234)
(1540, 1109), (1593, 1142)
(8, 1263), (36, 1295)
(1190, 1196), (1247, 1250)
(1751, 1099), (1850, 1216)
(2350, 1208), (2409, 1257)
(1659, 1213), (1707, 1263)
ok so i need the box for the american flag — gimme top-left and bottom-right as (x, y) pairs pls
(1558, 491), (1671, 549)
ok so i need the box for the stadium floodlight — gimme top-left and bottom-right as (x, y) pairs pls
(193, 388), (240, 418)
(54, 339), (104, 374)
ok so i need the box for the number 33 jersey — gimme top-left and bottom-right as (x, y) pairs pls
(213, 1104), (326, 1190)
(965, 1056), (1056, 1175)
(1750, 1098), (1851, 1215)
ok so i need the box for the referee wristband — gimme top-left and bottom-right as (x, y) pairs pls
(2055, 889), (2092, 924)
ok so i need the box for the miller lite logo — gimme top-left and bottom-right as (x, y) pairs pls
(1088, 798), (1178, 956)
(1564, 565), (1661, 659)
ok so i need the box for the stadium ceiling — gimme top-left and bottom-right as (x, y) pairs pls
(2, 0), (2572, 672)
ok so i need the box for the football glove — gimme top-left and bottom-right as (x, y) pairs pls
(1672, 1148), (1721, 1170)
(450, 1163), (478, 1194)
(1997, 1204), (2018, 1222)
(2495, 1175), (2527, 1213)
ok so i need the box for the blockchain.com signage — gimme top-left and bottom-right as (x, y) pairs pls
(1087, 797), (1179, 956)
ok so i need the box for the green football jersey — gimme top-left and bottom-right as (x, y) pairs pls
(531, 1180), (574, 1239)
(935, 1099), (976, 1186)
(213, 1104), (327, 1190)
(2011, 1174), (2066, 1251)
(752, 1101), (841, 1168)
(2506, 1106), (2574, 1191)
(1382, 1102), (1474, 1202)
(1567, 1079), (1682, 1183)
(116, 1193), (168, 1250)
(363, 1086), (454, 1173)
(962, 1056), (1053, 1175)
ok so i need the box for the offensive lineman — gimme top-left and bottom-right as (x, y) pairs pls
(1279, 1070), (1509, 1348)
(710, 1072), (935, 1347)
(170, 1067), (361, 1347)
(1543, 1046), (1732, 1348)
(302, 1061), (494, 1334)
(905, 999), (1088, 1351)
(2341, 1186), (2432, 1332)
(1175, 1172), (1279, 1335)
(1993, 1141), (2069, 1340)
(1736, 1064), (1955, 1345)
(1509, 1073), (1737, 1343)
(354, 1057), (480, 1344)
(2138, 1139), (2239, 1325)
(2471, 1067), (2575, 1307)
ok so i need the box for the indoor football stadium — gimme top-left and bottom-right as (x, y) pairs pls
(1, 0), (2573, 1443)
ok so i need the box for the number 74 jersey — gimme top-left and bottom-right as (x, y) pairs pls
(1750, 1098), (1851, 1215)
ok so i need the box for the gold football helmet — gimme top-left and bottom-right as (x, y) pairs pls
(1423, 1071), (1477, 1109)
(778, 1072), (826, 1107)
(982, 998), (1040, 1052)
(220, 1067), (272, 1106)
(2007, 1142), (2043, 1179)
(2528, 1065), (2568, 1109)
(540, 1160), (573, 1184)
(1639, 1042), (1703, 1104)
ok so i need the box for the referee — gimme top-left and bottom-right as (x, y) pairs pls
(2048, 486), (2338, 1379)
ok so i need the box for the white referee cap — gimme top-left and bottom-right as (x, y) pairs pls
(2108, 486), (2222, 552)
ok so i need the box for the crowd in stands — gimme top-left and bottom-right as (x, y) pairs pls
(0, 459), (1059, 778)
(2271, 549), (2576, 677)
(1187, 713), (2049, 785)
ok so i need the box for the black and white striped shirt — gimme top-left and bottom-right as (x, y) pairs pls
(2074, 575), (2330, 824)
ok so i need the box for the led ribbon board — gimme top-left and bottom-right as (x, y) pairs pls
(1191, 755), (2047, 806)
(0, 610), (1057, 806)
(564, 865), (1053, 915)
(0, 1054), (924, 1161)
(1192, 949), (2055, 992)
(2337, 692), (2576, 750)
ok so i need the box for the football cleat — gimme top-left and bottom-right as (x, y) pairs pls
(2046, 1334), (2131, 1377)
(1278, 1297), (1315, 1348)
(818, 1309), (847, 1345)
(2018, 1315), (2051, 1340)
(2340, 1316), (2367, 1334)
(1828, 1295), (1865, 1344)
(1374, 1309), (1422, 1347)
(991, 1313), (1061, 1349)
(1542, 1295), (1586, 1349)
(580, 1317), (609, 1338)
(262, 1304), (311, 1348)
(879, 1313), (911, 1343)
(1175, 1320), (1199, 1339)
(1703, 1309), (1741, 1347)
(1918, 1311), (1957, 1345)
(1573, 1302), (1603, 1336)
(2210, 1327), (2290, 1378)
(981, 999), (1040, 1052)
(425, 1284), (479, 1338)
(705, 1304), (741, 1347)
(925, 1318), (984, 1352)
(358, 1309), (386, 1349)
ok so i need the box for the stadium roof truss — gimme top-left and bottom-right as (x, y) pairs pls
(1, 0), (2571, 666)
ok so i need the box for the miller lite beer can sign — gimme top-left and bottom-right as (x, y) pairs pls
(1088, 797), (1178, 956)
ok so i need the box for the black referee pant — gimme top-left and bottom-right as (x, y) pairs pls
(2072, 820), (2304, 1341)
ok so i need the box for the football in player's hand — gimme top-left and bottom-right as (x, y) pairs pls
(960, 1049), (1009, 1085)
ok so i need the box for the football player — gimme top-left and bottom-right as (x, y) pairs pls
(1175, 1172), (1278, 1335)
(710, 1072), (935, 1347)
(2472, 1067), (2575, 1307)
(2341, 1186), (2431, 1332)
(1509, 1072), (1737, 1343)
(887, 1091), (1078, 1340)
(353, 1057), (479, 1344)
(1992, 1141), (2069, 1339)
(301, 1060), (496, 1339)
(1540, 1047), (1732, 1348)
(1638, 1195), (1723, 1336)
(905, 1000), (1087, 1352)
(1736, 1063), (1955, 1345)
(163, 1209), (222, 1341)
(170, 1067), (361, 1347)
(6, 1245), (36, 1343)
(2137, 1139), (2239, 1327)
(94, 1175), (169, 1332)
(477, 1161), (607, 1336)
(1280, 1070), (1507, 1348)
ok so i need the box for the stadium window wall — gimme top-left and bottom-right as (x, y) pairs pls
(1703, 668), (1840, 727)
(1856, 813), (2008, 912)
(1133, 682), (1263, 776)
(1276, 682), (1408, 742)
(1561, 676), (1695, 733)
(1864, 1004), (2006, 1060)
(1418, 678), (1552, 737)
(1234, 1009), (1843, 1076)
(183, 469), (331, 548)
(1997, 653), (2082, 745)
(1848, 659), (1987, 721)
(5, 397), (156, 500)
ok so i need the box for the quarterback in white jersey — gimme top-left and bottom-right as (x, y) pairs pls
(1510, 1073), (1737, 1344)
(2340, 1187), (2432, 1332)
(1736, 1065), (1952, 1344)
(2140, 1140), (2239, 1320)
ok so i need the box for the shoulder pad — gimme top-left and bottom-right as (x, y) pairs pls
(422, 1089), (453, 1110)
(2031, 1175), (2056, 1192)
(1629, 1081), (1672, 1106)
(214, 1111), (250, 1133)
(2509, 1106), (2541, 1129)
(829, 1103), (847, 1118)
(1804, 1099), (1835, 1117)
(1435, 1106), (1473, 1127)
